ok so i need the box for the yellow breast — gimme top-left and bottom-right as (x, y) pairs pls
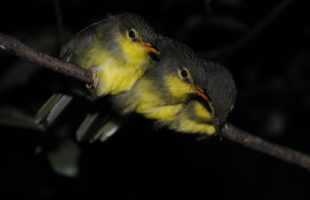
(123, 78), (184, 121)
(96, 59), (146, 96)
(176, 118), (216, 135)
(193, 102), (212, 122)
(76, 36), (149, 96)
(172, 112), (216, 135)
(141, 104), (184, 121)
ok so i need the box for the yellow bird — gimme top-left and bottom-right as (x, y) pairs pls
(114, 41), (236, 136)
(35, 13), (159, 127)
(167, 63), (236, 136)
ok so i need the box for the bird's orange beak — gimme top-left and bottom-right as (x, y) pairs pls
(191, 85), (221, 136)
(191, 86), (211, 103)
(139, 42), (160, 55)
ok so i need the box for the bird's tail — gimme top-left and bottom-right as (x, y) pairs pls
(76, 111), (124, 143)
(35, 93), (73, 128)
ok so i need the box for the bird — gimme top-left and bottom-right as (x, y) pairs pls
(35, 13), (159, 127)
(76, 37), (236, 142)
(166, 62), (237, 136)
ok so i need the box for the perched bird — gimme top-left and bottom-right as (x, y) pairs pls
(77, 37), (236, 142)
(35, 13), (159, 127)
(166, 63), (236, 135)
(115, 50), (236, 136)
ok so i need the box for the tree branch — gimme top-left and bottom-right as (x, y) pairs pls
(1, 32), (310, 171)
(201, 0), (293, 61)
(224, 124), (310, 171)
(0, 33), (94, 85)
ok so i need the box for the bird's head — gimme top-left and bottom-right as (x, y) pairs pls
(157, 40), (212, 104)
(103, 13), (159, 60)
(196, 62), (237, 135)
(158, 40), (236, 135)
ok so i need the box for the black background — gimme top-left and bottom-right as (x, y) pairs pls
(1, 0), (310, 199)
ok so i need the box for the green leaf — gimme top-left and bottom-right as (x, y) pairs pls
(47, 139), (80, 178)
(0, 106), (44, 131)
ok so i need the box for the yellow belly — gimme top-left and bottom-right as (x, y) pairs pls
(193, 101), (212, 122)
(139, 104), (184, 121)
(125, 79), (184, 121)
(175, 118), (216, 135)
(76, 43), (148, 96)
(169, 101), (216, 135)
(135, 92), (184, 121)
(96, 60), (145, 96)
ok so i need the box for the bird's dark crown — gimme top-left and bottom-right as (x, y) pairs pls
(203, 62), (237, 123)
(108, 13), (157, 43)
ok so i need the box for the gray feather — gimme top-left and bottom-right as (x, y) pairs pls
(35, 93), (73, 127)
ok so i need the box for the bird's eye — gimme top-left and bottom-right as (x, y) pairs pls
(128, 29), (136, 39)
(181, 69), (188, 78)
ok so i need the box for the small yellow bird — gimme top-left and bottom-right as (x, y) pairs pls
(167, 63), (236, 136)
(35, 13), (159, 127)
(114, 40), (236, 136)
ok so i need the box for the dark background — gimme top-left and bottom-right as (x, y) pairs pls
(1, 0), (310, 199)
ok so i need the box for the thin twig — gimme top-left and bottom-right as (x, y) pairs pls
(201, 0), (293, 61)
(53, 0), (65, 49)
(1, 32), (310, 171)
(0, 33), (94, 85)
(224, 124), (310, 171)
